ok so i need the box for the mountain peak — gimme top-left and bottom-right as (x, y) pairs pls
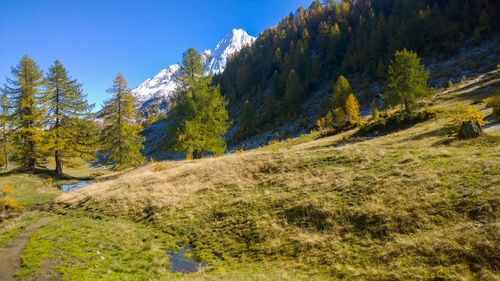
(132, 28), (256, 115)
(205, 29), (256, 75)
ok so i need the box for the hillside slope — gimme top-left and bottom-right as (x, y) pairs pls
(46, 72), (500, 280)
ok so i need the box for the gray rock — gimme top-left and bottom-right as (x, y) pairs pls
(458, 121), (484, 139)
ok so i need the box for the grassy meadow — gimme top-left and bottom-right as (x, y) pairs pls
(1, 73), (499, 280)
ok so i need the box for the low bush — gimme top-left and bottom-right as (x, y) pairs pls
(357, 107), (440, 137)
(485, 96), (500, 121)
(445, 105), (487, 136)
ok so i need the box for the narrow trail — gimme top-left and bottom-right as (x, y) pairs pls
(0, 217), (55, 281)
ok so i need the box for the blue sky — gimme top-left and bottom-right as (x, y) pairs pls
(0, 0), (313, 110)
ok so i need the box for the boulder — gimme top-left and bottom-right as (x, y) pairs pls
(458, 121), (484, 139)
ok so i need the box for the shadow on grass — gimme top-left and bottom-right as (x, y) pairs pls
(0, 168), (93, 181)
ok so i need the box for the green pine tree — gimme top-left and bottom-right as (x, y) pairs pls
(384, 49), (430, 113)
(284, 69), (301, 116)
(239, 100), (255, 135)
(332, 75), (352, 110)
(167, 48), (231, 159)
(46, 60), (97, 174)
(101, 73), (145, 170)
(0, 90), (13, 170)
(4, 56), (49, 170)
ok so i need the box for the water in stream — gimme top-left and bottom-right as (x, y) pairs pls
(165, 244), (207, 273)
(60, 181), (89, 192)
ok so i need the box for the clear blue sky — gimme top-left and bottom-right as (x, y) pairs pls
(0, 0), (313, 110)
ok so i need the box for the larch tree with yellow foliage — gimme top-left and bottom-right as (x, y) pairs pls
(346, 93), (361, 125)
(100, 73), (145, 170)
(4, 56), (49, 170)
(46, 60), (98, 174)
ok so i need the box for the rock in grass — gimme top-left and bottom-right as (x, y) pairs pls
(458, 121), (484, 139)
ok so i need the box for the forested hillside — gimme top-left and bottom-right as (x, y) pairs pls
(215, 0), (499, 143)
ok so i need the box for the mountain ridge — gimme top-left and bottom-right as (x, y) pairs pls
(132, 29), (256, 116)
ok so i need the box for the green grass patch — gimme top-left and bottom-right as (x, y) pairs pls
(18, 215), (173, 280)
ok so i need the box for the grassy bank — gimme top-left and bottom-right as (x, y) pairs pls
(5, 74), (500, 280)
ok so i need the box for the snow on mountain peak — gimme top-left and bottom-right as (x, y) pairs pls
(132, 29), (256, 115)
(205, 29), (256, 75)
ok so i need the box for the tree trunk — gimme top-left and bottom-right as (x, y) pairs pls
(55, 151), (62, 175)
(404, 98), (410, 113)
(3, 145), (8, 170)
(54, 89), (62, 174)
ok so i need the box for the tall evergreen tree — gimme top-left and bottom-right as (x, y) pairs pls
(101, 73), (145, 170)
(284, 69), (301, 116)
(167, 48), (231, 159)
(384, 49), (430, 112)
(4, 56), (48, 170)
(332, 75), (352, 110)
(0, 90), (12, 170)
(239, 100), (255, 135)
(46, 60), (97, 174)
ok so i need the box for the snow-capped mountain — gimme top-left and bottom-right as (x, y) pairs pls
(205, 29), (256, 75)
(133, 64), (180, 105)
(132, 29), (256, 116)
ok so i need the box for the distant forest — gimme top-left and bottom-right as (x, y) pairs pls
(214, 0), (499, 140)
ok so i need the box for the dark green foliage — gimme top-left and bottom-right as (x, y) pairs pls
(101, 73), (145, 169)
(0, 91), (12, 169)
(284, 69), (301, 116)
(383, 49), (430, 112)
(238, 100), (255, 137)
(357, 107), (440, 137)
(331, 75), (352, 111)
(166, 48), (231, 159)
(46, 61), (97, 174)
(4, 56), (49, 170)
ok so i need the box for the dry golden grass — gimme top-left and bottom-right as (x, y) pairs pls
(51, 72), (500, 280)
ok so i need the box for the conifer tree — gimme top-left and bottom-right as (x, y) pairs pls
(0, 90), (12, 169)
(167, 48), (231, 159)
(239, 100), (255, 135)
(284, 69), (301, 116)
(345, 93), (361, 125)
(333, 107), (346, 127)
(4, 56), (48, 170)
(384, 49), (430, 113)
(332, 75), (352, 110)
(101, 73), (145, 170)
(371, 99), (380, 121)
(46, 60), (97, 174)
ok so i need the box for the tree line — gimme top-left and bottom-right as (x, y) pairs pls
(214, 0), (498, 141)
(0, 52), (232, 173)
(0, 56), (146, 173)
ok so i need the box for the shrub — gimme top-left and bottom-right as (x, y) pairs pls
(333, 107), (346, 127)
(2, 183), (14, 195)
(186, 153), (193, 160)
(153, 162), (166, 172)
(1, 183), (22, 212)
(235, 145), (245, 155)
(448, 81), (454, 88)
(357, 107), (440, 137)
(485, 97), (500, 121)
(461, 76), (467, 83)
(446, 106), (488, 136)
(91, 170), (105, 177)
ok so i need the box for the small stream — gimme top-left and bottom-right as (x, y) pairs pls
(165, 244), (207, 273)
(60, 181), (90, 192)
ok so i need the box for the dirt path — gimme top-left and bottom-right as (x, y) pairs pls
(0, 217), (55, 281)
